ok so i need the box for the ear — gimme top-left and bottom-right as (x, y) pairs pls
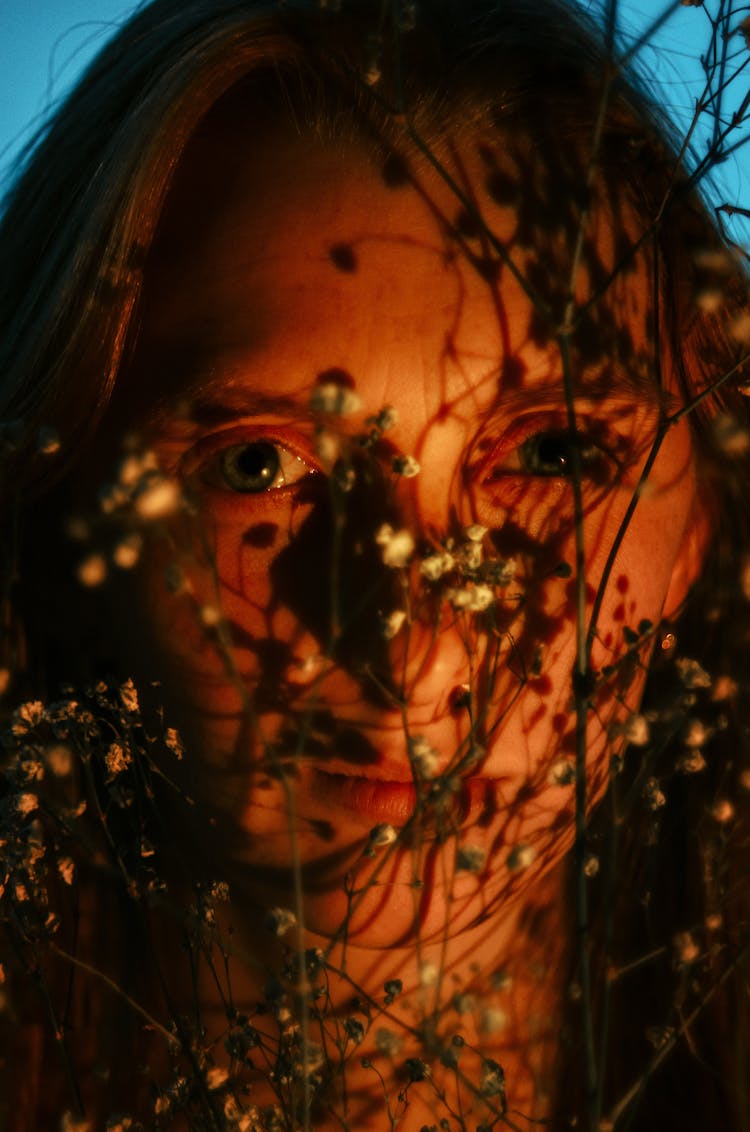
(661, 494), (712, 620)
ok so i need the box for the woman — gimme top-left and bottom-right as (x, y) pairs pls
(1, 1), (748, 1128)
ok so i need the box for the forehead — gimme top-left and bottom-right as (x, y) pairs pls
(132, 122), (657, 423)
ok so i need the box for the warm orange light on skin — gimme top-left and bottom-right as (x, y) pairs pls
(105, 125), (706, 952)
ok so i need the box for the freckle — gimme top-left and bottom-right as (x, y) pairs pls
(603, 631), (613, 648)
(552, 712), (568, 734)
(329, 243), (357, 272)
(629, 600), (636, 613)
(243, 523), (278, 549)
(616, 574), (629, 594)
(613, 602), (625, 622)
(530, 674), (552, 696)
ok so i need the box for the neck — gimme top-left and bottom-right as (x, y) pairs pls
(196, 863), (569, 1130)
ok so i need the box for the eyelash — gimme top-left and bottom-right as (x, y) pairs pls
(471, 412), (631, 488)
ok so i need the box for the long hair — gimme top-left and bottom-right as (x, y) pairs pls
(1, 2), (749, 1129)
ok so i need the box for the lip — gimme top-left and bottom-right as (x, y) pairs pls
(311, 768), (504, 829)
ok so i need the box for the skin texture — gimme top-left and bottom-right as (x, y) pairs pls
(86, 121), (709, 1125)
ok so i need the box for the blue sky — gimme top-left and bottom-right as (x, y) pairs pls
(0, 1), (748, 237)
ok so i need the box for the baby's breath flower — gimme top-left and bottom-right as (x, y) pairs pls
(374, 405), (398, 431)
(14, 793), (38, 817)
(684, 718), (710, 747)
(105, 1118), (133, 1132)
(58, 857), (75, 886)
(712, 413), (750, 456)
(112, 534), (143, 570)
(479, 1058), (506, 1098)
(506, 843), (536, 871)
(165, 727), (184, 759)
(209, 879), (230, 902)
(310, 383), (362, 416)
(405, 1057), (431, 1081)
(645, 777), (666, 809)
(392, 454), (420, 477)
(77, 553), (107, 587)
(674, 930), (699, 965)
(375, 524), (415, 568)
(11, 701), (44, 735)
(711, 675), (737, 701)
(369, 823), (398, 847)
(624, 713), (650, 746)
(481, 556), (517, 586)
(134, 475), (181, 519)
(480, 1006), (508, 1034)
(344, 1017), (365, 1044)
(419, 961), (439, 987)
(200, 604), (222, 627)
(446, 583), (495, 613)
(456, 844), (485, 873)
(46, 744), (73, 777)
(676, 750), (707, 774)
(420, 551), (455, 581)
(409, 735), (439, 779)
(709, 797), (734, 824)
(457, 540), (483, 571)
(675, 657), (712, 690)
(379, 609), (407, 639)
(464, 523), (487, 542)
(206, 1066), (229, 1090)
(583, 853), (600, 878)
(264, 907), (297, 936)
(314, 428), (340, 468)
(120, 674), (139, 710)
(549, 759), (575, 786)
(105, 742), (132, 778)
(37, 426), (61, 455)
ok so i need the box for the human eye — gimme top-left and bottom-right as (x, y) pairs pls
(184, 429), (318, 496)
(474, 410), (632, 488)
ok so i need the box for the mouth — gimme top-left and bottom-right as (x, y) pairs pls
(310, 768), (504, 830)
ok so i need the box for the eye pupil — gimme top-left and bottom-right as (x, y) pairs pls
(221, 441), (281, 492)
(523, 432), (576, 476)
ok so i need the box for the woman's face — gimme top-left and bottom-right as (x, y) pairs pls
(105, 121), (706, 946)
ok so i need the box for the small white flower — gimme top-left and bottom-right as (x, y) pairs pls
(645, 777), (666, 809)
(314, 428), (341, 468)
(479, 1059), (506, 1098)
(457, 540), (483, 571)
(480, 1007), (508, 1034)
(15, 793), (38, 817)
(675, 657), (712, 690)
(46, 744), (73, 777)
(684, 718), (710, 748)
(583, 853), (600, 878)
(711, 675), (737, 701)
(506, 843), (536, 871)
(134, 475), (181, 519)
(464, 523), (487, 542)
(58, 857), (75, 886)
(369, 823), (398, 847)
(105, 742), (132, 778)
(392, 454), (420, 477)
(624, 714), (650, 746)
(264, 907), (297, 936)
(711, 798), (734, 824)
(409, 735), (439, 779)
(419, 961), (439, 987)
(206, 1066), (229, 1091)
(165, 728), (184, 759)
(200, 604), (222, 627)
(446, 583), (495, 613)
(548, 759), (576, 786)
(379, 609), (407, 639)
(674, 930), (699, 965)
(112, 534), (143, 570)
(119, 679), (139, 714)
(420, 551), (455, 581)
(676, 750), (707, 774)
(374, 405), (398, 431)
(77, 553), (107, 588)
(375, 524), (414, 568)
(309, 383), (362, 416)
